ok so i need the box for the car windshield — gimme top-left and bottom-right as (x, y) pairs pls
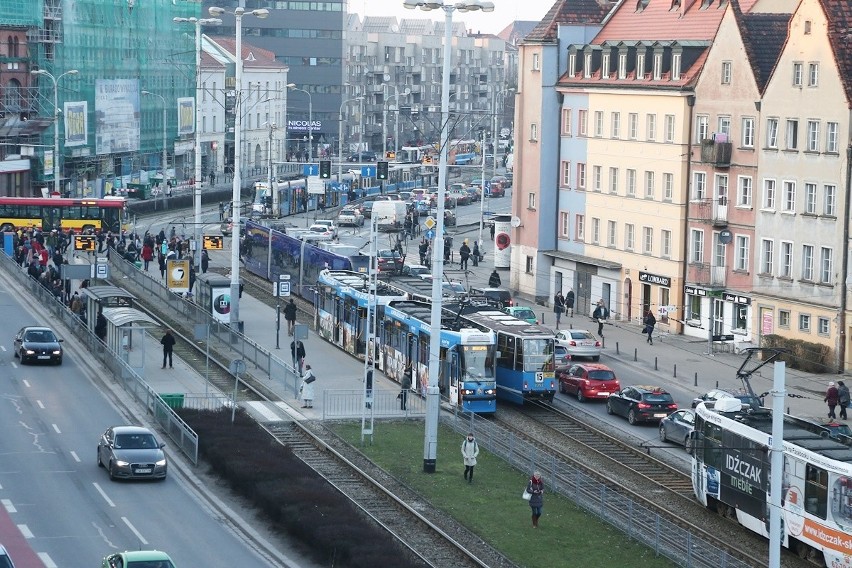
(24, 330), (56, 342)
(461, 345), (495, 380)
(522, 338), (554, 372)
(587, 370), (616, 381)
(0, 554), (13, 568)
(643, 393), (674, 404)
(127, 561), (176, 568)
(515, 309), (535, 320)
(114, 433), (158, 450)
(570, 331), (595, 340)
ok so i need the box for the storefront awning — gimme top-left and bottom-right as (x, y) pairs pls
(542, 249), (622, 270)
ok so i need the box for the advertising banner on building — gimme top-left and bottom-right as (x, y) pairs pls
(493, 214), (511, 269)
(177, 97), (194, 136)
(95, 79), (140, 155)
(211, 286), (231, 323)
(64, 101), (88, 147)
(166, 259), (190, 293)
(43, 150), (53, 176)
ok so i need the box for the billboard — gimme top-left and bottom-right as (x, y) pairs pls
(64, 101), (88, 147)
(166, 259), (190, 293)
(493, 214), (511, 269)
(211, 286), (231, 323)
(177, 97), (194, 136)
(95, 79), (140, 155)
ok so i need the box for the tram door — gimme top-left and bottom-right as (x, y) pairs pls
(447, 348), (460, 407)
(333, 296), (343, 345)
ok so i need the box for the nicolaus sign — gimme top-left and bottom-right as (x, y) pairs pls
(288, 120), (323, 132)
(639, 271), (671, 287)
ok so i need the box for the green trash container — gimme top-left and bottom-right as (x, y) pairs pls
(159, 393), (184, 410)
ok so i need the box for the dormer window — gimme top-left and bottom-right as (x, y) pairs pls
(636, 52), (645, 79)
(584, 53), (593, 79)
(601, 53), (610, 79)
(672, 53), (681, 80)
(653, 53), (662, 80)
(568, 53), (577, 76)
(618, 53), (627, 79)
(700, 0), (712, 8)
(670, 0), (681, 9)
(636, 0), (649, 12)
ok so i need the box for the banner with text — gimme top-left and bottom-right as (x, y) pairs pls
(95, 79), (140, 155)
(177, 97), (194, 136)
(64, 101), (88, 147)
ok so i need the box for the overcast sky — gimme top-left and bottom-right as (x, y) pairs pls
(353, 0), (555, 34)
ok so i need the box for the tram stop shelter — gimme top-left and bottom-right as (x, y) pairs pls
(81, 285), (135, 334)
(101, 307), (160, 376)
(196, 273), (233, 323)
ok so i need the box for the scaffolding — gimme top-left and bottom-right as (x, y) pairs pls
(0, 0), (42, 28)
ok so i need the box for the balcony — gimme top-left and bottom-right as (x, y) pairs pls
(700, 138), (732, 168)
(689, 263), (726, 288)
(694, 198), (728, 227)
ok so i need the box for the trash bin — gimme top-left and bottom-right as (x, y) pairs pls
(159, 393), (184, 410)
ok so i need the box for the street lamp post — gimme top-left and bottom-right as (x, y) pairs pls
(173, 16), (221, 273)
(338, 97), (364, 190)
(403, 0), (494, 474)
(31, 69), (78, 196)
(141, 90), (168, 201)
(287, 84), (312, 163)
(382, 85), (409, 159)
(493, 87), (514, 180)
(209, 5), (269, 330)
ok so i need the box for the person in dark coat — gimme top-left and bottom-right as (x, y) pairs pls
(160, 330), (176, 369)
(284, 299), (297, 336)
(400, 364), (412, 410)
(419, 239), (429, 265)
(95, 310), (108, 342)
(643, 309), (657, 344)
(592, 299), (609, 337)
(565, 288), (575, 317)
(826, 381), (840, 419)
(290, 339), (306, 376)
(488, 270), (501, 288)
(472, 241), (480, 267)
(839, 381), (850, 420)
(527, 471), (544, 528)
(200, 249), (209, 274)
(553, 291), (565, 328)
(459, 240), (471, 270)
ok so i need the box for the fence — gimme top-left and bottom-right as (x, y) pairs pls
(0, 252), (200, 465)
(321, 388), (426, 419)
(442, 411), (750, 568)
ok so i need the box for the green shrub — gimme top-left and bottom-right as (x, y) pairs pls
(761, 334), (833, 373)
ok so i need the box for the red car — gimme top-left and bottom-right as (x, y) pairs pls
(558, 363), (620, 402)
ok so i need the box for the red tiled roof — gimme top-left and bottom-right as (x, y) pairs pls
(200, 51), (222, 68)
(524, 0), (617, 42)
(822, 0), (852, 106)
(207, 36), (284, 68)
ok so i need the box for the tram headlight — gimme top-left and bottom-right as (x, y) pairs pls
(484, 388), (496, 395)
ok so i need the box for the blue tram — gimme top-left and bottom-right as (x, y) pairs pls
(451, 308), (556, 404)
(382, 301), (497, 414)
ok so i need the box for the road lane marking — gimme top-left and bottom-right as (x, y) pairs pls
(0, 345), (6, 352)
(92, 483), (115, 508)
(70, 451), (80, 462)
(18, 524), (33, 538)
(36, 400), (44, 409)
(52, 424), (61, 434)
(10, 362), (16, 368)
(1, 499), (16, 513)
(38, 553), (57, 568)
(122, 516), (148, 545)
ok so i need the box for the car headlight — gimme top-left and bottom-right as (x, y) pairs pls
(52, 350), (61, 355)
(114, 460), (129, 467)
(25, 349), (35, 355)
(156, 459), (167, 466)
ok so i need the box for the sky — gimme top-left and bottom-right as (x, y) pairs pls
(352, 0), (556, 35)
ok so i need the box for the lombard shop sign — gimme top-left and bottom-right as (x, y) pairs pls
(288, 120), (323, 133)
(639, 271), (671, 288)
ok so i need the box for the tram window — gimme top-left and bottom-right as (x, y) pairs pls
(515, 339), (524, 371)
(701, 422), (723, 469)
(805, 464), (828, 519)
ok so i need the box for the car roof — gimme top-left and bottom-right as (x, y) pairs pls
(118, 550), (172, 561)
(110, 425), (155, 436)
(630, 385), (670, 394)
(21, 326), (54, 332)
(569, 362), (613, 371)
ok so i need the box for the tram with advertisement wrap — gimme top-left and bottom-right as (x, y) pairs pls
(692, 398), (852, 566)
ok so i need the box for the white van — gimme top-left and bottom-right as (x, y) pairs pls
(371, 200), (408, 231)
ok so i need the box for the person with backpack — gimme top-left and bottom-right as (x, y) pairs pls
(284, 299), (298, 336)
(461, 433), (479, 484)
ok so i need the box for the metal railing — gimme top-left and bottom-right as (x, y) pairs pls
(0, 252), (200, 465)
(321, 388), (426, 419)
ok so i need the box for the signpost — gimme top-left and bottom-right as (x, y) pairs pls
(95, 256), (109, 280)
(273, 274), (291, 349)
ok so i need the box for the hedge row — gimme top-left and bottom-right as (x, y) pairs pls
(761, 334), (834, 373)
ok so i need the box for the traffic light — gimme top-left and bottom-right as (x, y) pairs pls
(377, 160), (389, 180)
(319, 160), (331, 179)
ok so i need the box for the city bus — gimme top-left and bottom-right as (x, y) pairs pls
(0, 196), (128, 233)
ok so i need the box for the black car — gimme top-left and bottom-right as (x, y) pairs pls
(606, 385), (678, 425)
(13, 326), (63, 365)
(659, 409), (696, 452)
(468, 287), (513, 309)
(348, 151), (377, 162)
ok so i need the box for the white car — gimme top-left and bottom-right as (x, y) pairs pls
(312, 219), (338, 239)
(337, 207), (365, 227)
(554, 329), (602, 361)
(308, 224), (335, 238)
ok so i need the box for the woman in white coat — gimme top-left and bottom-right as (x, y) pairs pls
(300, 364), (316, 408)
(461, 433), (479, 483)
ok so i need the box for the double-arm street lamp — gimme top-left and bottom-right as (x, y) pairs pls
(31, 68), (78, 195)
(208, 5), (269, 330)
(382, 85), (409, 159)
(287, 84), (312, 163)
(492, 87), (514, 179)
(402, 0), (494, 474)
(338, 96), (364, 186)
(141, 91), (168, 199)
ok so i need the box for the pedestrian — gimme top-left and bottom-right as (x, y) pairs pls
(461, 432), (479, 484)
(488, 269), (501, 288)
(200, 249), (209, 274)
(141, 243), (153, 271)
(643, 309), (657, 345)
(290, 339), (306, 376)
(95, 309), (108, 342)
(592, 299), (609, 337)
(160, 329), (176, 369)
(826, 381), (840, 419)
(69, 291), (82, 317)
(158, 253), (166, 279)
(210, 171), (216, 185)
(839, 381), (850, 420)
(300, 364), (316, 408)
(566, 288), (575, 317)
(553, 290), (565, 328)
(284, 299), (297, 336)
(472, 241), (480, 267)
(400, 365), (412, 410)
(419, 239), (429, 265)
(489, 222), (495, 241)
(218, 201), (225, 221)
(459, 240), (471, 270)
(526, 471), (545, 528)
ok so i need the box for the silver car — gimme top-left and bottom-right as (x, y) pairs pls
(0, 544), (15, 568)
(97, 426), (167, 481)
(659, 409), (696, 453)
(554, 329), (601, 361)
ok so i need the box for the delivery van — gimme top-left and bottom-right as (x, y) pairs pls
(371, 200), (408, 232)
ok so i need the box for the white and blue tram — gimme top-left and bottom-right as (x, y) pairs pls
(382, 301), (497, 414)
(451, 308), (556, 404)
(693, 398), (852, 565)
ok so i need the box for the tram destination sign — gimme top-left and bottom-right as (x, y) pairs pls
(639, 271), (671, 288)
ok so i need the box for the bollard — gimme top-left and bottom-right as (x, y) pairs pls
(694, 372), (698, 387)
(715, 380), (719, 388)
(673, 364), (677, 378)
(616, 342), (619, 355)
(634, 348), (637, 362)
(601, 335), (605, 349)
(542, 312), (546, 325)
(654, 356), (658, 371)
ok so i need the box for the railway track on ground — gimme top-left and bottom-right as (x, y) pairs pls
(493, 402), (813, 568)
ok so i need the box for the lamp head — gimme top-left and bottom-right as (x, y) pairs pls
(30, 69), (46, 76)
(208, 6), (225, 17)
(251, 9), (270, 18)
(67, 70), (79, 75)
(201, 18), (222, 26)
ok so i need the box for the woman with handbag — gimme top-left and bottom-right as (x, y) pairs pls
(526, 471), (544, 528)
(643, 309), (657, 345)
(300, 364), (316, 408)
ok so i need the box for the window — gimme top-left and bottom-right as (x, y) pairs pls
(693, 171), (707, 200)
(760, 239), (774, 274)
(808, 62), (819, 87)
(737, 176), (752, 207)
(645, 171), (655, 198)
(786, 119), (799, 150)
(530, 123), (538, 141)
(578, 109), (589, 136)
(653, 53), (662, 80)
(636, 53), (645, 79)
(626, 169), (636, 196)
(716, 174), (729, 204)
(782, 181), (796, 213)
(594, 111), (604, 137)
(568, 53), (577, 76)
(661, 229), (672, 258)
(611, 112), (621, 138)
(826, 122), (839, 153)
(735, 235), (749, 271)
(766, 118), (779, 149)
(664, 114), (675, 142)
(591, 217), (600, 244)
(818, 317), (830, 335)
(780, 241), (793, 278)
(734, 302), (748, 331)
(607, 220), (617, 247)
(577, 163), (587, 189)
(625, 223), (635, 250)
(584, 53), (593, 78)
(820, 247), (833, 284)
(721, 61), (732, 84)
(561, 108), (572, 135)
(763, 179), (776, 209)
(779, 310), (790, 328)
(793, 62), (803, 87)
(602, 53), (611, 78)
(646, 114), (657, 141)
(560, 211), (570, 237)
(806, 120), (820, 152)
(532, 53), (540, 71)
(696, 115), (709, 142)
(561, 161), (571, 187)
(202, 81), (207, 101)
(799, 314), (811, 333)
(618, 53), (628, 79)
(672, 53), (682, 80)
(804, 183), (817, 214)
(741, 117), (754, 147)
(202, 116), (207, 133)
(802, 245), (814, 281)
(592, 165), (602, 191)
(609, 167), (619, 194)
(575, 215), (585, 241)
(824, 184), (837, 216)
(643, 227), (653, 254)
(690, 229), (704, 263)
(528, 192), (536, 209)
(525, 256), (534, 274)
(629, 113), (638, 139)
(663, 173), (673, 201)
